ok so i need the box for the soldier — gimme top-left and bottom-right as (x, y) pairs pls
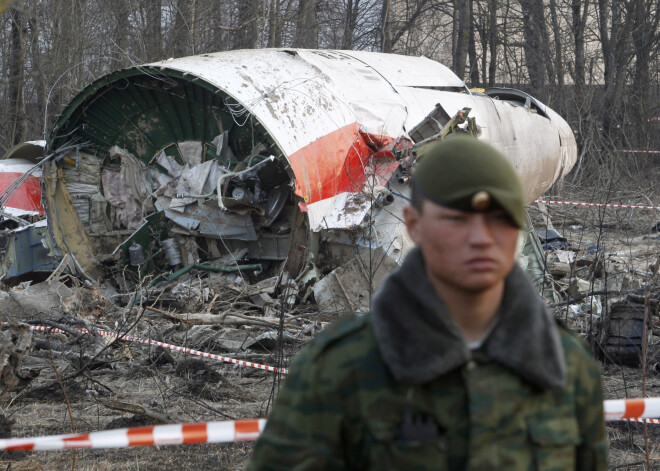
(249, 135), (608, 470)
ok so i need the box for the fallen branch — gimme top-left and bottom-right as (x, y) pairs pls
(98, 398), (174, 424)
(146, 306), (285, 327)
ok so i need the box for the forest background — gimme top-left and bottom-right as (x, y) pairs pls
(1, 0), (659, 189)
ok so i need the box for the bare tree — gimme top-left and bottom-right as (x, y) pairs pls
(6, 6), (28, 146)
(598, 0), (630, 141)
(108, 0), (132, 67)
(570, 0), (590, 100)
(342, 0), (360, 49)
(145, 0), (163, 60)
(453, 0), (470, 79)
(294, 0), (318, 47)
(234, 0), (260, 49)
(519, 0), (554, 98)
(168, 0), (195, 57)
(627, 0), (660, 143)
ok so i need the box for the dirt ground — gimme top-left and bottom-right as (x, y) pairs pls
(1, 180), (659, 470)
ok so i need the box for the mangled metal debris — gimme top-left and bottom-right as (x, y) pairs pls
(530, 202), (660, 367)
(39, 48), (576, 299)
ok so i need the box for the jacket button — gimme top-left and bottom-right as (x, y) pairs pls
(466, 360), (477, 371)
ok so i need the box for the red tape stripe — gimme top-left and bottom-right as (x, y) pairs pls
(182, 424), (208, 444)
(128, 426), (155, 447)
(624, 398), (646, 420)
(234, 420), (262, 441)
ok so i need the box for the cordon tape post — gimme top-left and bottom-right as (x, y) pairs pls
(1, 399), (660, 451)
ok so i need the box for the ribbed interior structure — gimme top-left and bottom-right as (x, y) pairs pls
(48, 68), (281, 166)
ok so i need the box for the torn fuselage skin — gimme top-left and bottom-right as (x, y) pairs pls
(43, 70), (303, 284)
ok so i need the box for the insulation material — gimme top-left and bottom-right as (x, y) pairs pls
(155, 151), (184, 179)
(211, 132), (235, 163)
(61, 152), (104, 231)
(67, 183), (98, 226)
(101, 170), (144, 230)
(110, 146), (155, 215)
(178, 141), (203, 167)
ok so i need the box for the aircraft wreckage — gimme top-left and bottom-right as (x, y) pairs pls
(31, 49), (575, 310)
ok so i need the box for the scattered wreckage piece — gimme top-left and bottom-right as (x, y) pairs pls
(40, 48), (576, 301)
(0, 324), (35, 401)
(600, 299), (648, 367)
(0, 142), (60, 282)
(533, 202), (660, 368)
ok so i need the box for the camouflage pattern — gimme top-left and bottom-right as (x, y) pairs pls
(248, 315), (607, 470)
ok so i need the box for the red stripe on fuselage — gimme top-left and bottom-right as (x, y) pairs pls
(0, 172), (43, 215)
(288, 123), (401, 204)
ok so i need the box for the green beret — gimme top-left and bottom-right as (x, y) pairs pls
(413, 135), (525, 228)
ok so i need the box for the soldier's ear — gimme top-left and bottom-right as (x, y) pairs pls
(404, 205), (421, 243)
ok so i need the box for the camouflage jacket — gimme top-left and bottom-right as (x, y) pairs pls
(249, 249), (608, 470)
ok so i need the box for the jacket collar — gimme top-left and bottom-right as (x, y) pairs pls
(371, 247), (566, 389)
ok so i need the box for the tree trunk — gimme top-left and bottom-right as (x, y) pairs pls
(487, 0), (497, 87)
(110, 0), (131, 67)
(169, 0), (193, 58)
(27, 10), (48, 139)
(342, 0), (359, 49)
(629, 0), (660, 144)
(294, 0), (318, 48)
(453, 0), (470, 80)
(50, 0), (84, 117)
(571, 0), (589, 99)
(598, 0), (627, 140)
(518, 0), (554, 97)
(380, 0), (392, 52)
(234, 0), (260, 49)
(145, 0), (163, 61)
(548, 0), (563, 87)
(467, 0), (479, 85)
(7, 7), (28, 146)
(267, 0), (283, 48)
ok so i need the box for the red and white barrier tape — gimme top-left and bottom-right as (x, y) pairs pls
(604, 397), (660, 421)
(0, 419), (265, 451)
(536, 200), (660, 211)
(620, 149), (660, 154)
(625, 418), (660, 424)
(2, 398), (660, 451)
(24, 324), (288, 375)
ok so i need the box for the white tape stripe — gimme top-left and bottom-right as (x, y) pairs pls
(536, 200), (660, 211)
(23, 324), (288, 374)
(620, 149), (660, 154)
(154, 424), (184, 446)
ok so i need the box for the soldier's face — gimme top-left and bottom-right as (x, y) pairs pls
(404, 201), (519, 294)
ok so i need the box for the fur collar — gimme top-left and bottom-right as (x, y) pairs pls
(371, 247), (566, 390)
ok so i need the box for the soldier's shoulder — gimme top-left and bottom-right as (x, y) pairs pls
(291, 313), (374, 368)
